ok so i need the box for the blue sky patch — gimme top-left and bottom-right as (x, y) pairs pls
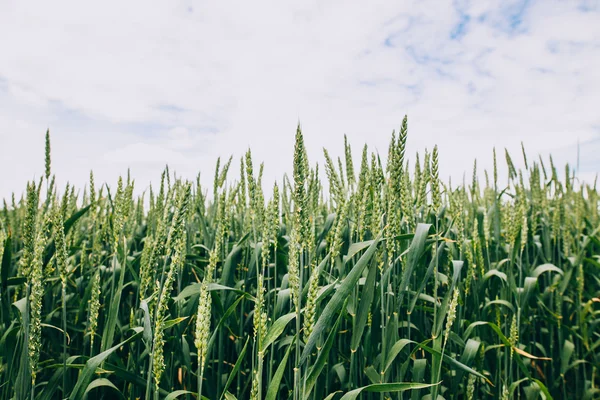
(450, 14), (470, 40)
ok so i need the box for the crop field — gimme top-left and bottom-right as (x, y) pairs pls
(0, 120), (599, 399)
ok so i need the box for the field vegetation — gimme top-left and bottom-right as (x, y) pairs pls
(0, 120), (599, 399)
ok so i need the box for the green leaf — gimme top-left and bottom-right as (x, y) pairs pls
(12, 297), (27, 316)
(397, 224), (432, 306)
(561, 340), (575, 375)
(523, 382), (541, 400)
(220, 336), (250, 400)
(350, 254), (377, 351)
(83, 378), (125, 399)
(300, 234), (381, 365)
(5, 276), (26, 286)
(220, 235), (249, 287)
(454, 339), (481, 388)
(384, 339), (413, 372)
(519, 276), (537, 306)
(165, 390), (198, 400)
(140, 300), (152, 347)
(508, 378), (530, 398)
(13, 295), (30, 400)
(40, 322), (70, 343)
(364, 366), (380, 385)
(174, 282), (251, 303)
(39, 356), (83, 400)
(410, 359), (427, 400)
(420, 342), (491, 386)
(265, 338), (295, 400)
(0, 234), (11, 289)
(207, 294), (247, 355)
(303, 308), (345, 399)
(463, 320), (547, 384)
(64, 204), (92, 233)
(340, 382), (439, 400)
(483, 299), (515, 314)
(100, 253), (128, 352)
(343, 240), (374, 263)
(223, 391), (238, 400)
(69, 328), (143, 400)
(531, 379), (553, 400)
(101, 361), (171, 398)
(408, 242), (446, 314)
(483, 269), (508, 284)
(262, 312), (295, 351)
(162, 316), (189, 330)
(531, 263), (563, 278)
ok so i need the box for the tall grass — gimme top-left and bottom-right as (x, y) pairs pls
(0, 121), (598, 399)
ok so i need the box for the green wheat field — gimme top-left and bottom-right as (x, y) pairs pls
(0, 118), (599, 399)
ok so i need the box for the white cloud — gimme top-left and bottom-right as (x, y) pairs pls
(0, 0), (598, 200)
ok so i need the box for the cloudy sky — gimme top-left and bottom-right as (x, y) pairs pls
(1, 0), (599, 200)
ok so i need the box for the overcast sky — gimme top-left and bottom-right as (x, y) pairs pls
(1, 0), (599, 200)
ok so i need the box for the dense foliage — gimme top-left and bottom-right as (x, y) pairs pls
(0, 121), (599, 399)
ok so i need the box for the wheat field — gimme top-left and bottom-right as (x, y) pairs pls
(0, 120), (598, 399)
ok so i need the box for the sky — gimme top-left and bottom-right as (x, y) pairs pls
(0, 0), (599, 200)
